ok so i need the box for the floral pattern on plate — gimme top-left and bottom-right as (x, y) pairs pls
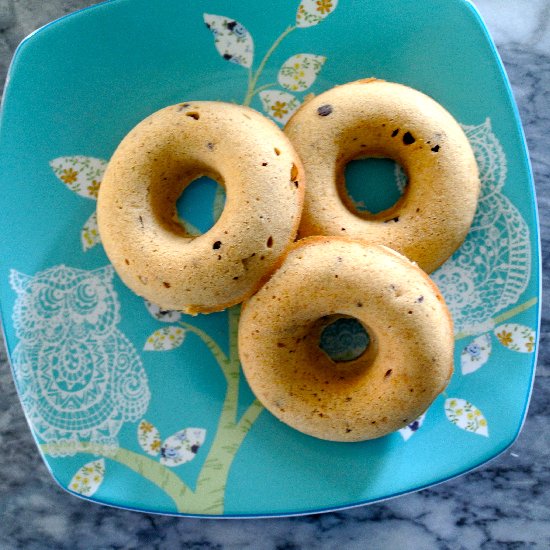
(494, 323), (536, 353)
(445, 398), (489, 437)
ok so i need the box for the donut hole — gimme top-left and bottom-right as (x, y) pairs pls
(341, 157), (408, 216)
(174, 175), (226, 235)
(318, 316), (371, 363)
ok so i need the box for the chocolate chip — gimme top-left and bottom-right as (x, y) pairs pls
(391, 129), (400, 137)
(162, 282), (171, 288)
(207, 142), (214, 150)
(317, 104), (333, 116)
(223, 53), (232, 60)
(213, 241), (222, 250)
(186, 112), (200, 120)
(431, 144), (440, 152)
(402, 131), (415, 145)
(416, 296), (424, 303)
(385, 369), (392, 378)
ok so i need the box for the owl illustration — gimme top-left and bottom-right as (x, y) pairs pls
(394, 119), (531, 335)
(10, 264), (150, 456)
(431, 119), (530, 334)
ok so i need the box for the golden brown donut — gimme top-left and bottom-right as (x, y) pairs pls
(97, 102), (305, 314)
(284, 79), (480, 273)
(238, 237), (454, 442)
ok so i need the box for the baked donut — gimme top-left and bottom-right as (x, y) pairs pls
(97, 102), (304, 314)
(284, 79), (480, 273)
(238, 237), (454, 442)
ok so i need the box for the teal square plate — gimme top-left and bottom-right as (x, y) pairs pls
(0, 0), (540, 517)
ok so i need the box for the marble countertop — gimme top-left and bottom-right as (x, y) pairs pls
(0, 1), (548, 548)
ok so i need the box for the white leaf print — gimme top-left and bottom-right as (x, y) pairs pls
(296, 0), (339, 28)
(494, 323), (536, 353)
(213, 185), (226, 224)
(144, 300), (181, 323)
(144, 326), (186, 351)
(50, 156), (107, 200)
(184, 220), (202, 237)
(461, 333), (492, 375)
(399, 413), (426, 441)
(259, 90), (301, 125)
(160, 428), (206, 467)
(81, 210), (101, 251)
(394, 164), (408, 194)
(278, 53), (326, 92)
(68, 459), (105, 497)
(204, 13), (253, 68)
(137, 419), (161, 457)
(444, 398), (488, 437)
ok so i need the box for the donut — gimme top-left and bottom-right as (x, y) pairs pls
(97, 102), (305, 314)
(284, 79), (480, 273)
(238, 237), (454, 442)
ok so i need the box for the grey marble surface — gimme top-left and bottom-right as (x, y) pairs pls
(0, 0), (549, 548)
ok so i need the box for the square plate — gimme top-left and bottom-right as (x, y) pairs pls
(0, 0), (540, 517)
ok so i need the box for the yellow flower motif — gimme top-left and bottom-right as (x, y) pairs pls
(150, 440), (161, 452)
(479, 419), (487, 426)
(525, 336), (534, 352)
(271, 101), (288, 119)
(93, 475), (100, 482)
(87, 179), (101, 198)
(294, 62), (300, 69)
(455, 409), (463, 416)
(72, 483), (78, 489)
(60, 167), (78, 184)
(316, 0), (333, 15)
(141, 421), (154, 434)
(475, 410), (481, 416)
(496, 330), (513, 347)
(467, 412), (474, 420)
(449, 399), (457, 407)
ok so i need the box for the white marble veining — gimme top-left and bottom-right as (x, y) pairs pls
(473, 0), (550, 54)
(0, 1), (549, 548)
